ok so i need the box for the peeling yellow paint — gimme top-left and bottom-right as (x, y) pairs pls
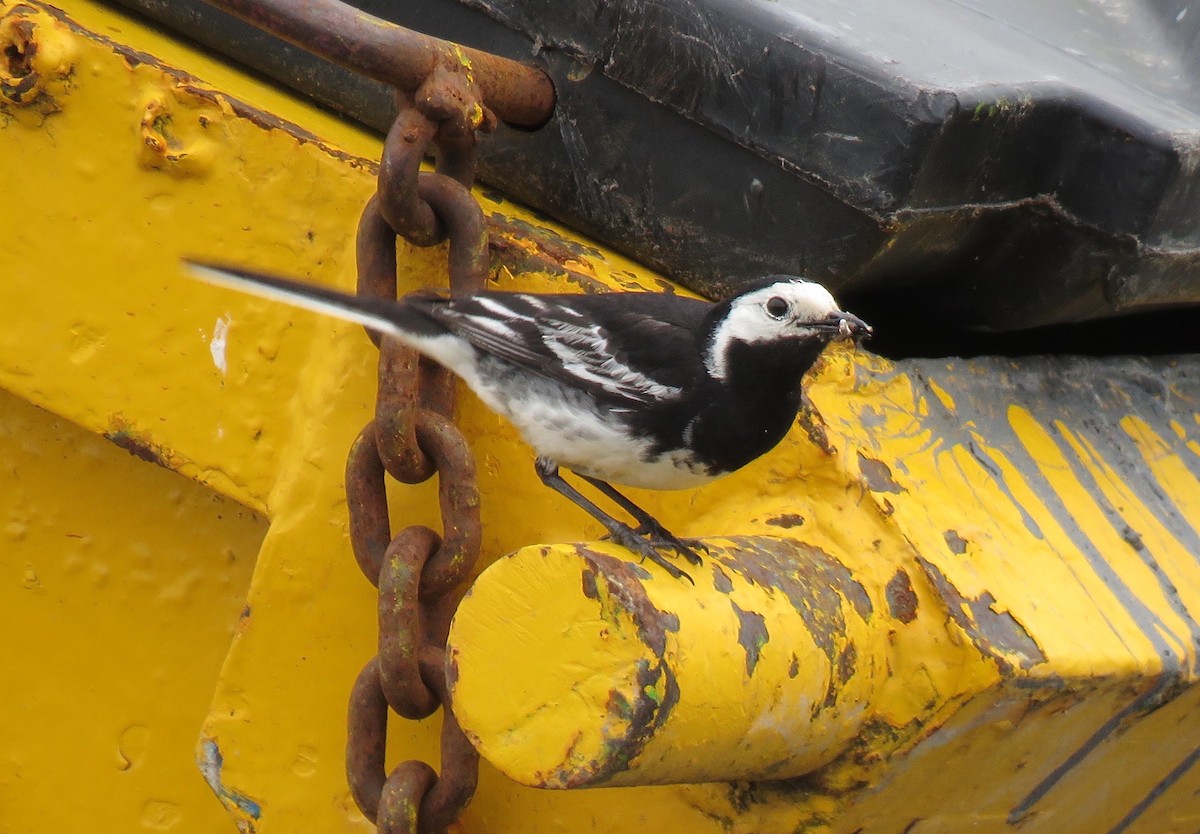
(137, 87), (220, 177)
(450, 538), (886, 787)
(0, 3), (79, 122)
(451, 43), (476, 84)
(1124, 416), (1200, 527)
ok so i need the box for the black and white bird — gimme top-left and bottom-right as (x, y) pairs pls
(186, 262), (870, 581)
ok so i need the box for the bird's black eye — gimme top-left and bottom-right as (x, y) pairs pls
(765, 296), (789, 319)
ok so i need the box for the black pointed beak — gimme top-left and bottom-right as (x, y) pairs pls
(837, 311), (872, 339)
(813, 311), (872, 340)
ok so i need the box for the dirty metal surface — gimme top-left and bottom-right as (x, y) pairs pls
(451, 351), (1200, 831)
(112, 0), (1200, 337)
(3, 1), (1199, 832)
(448, 537), (884, 787)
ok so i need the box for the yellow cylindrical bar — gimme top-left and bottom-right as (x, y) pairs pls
(446, 537), (886, 788)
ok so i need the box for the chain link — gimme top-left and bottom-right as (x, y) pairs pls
(185, 2), (551, 828)
(344, 69), (491, 834)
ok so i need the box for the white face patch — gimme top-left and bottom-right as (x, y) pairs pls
(704, 280), (843, 380)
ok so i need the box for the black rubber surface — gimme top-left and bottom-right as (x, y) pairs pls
(111, 0), (1200, 341)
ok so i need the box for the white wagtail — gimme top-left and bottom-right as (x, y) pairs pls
(186, 261), (870, 581)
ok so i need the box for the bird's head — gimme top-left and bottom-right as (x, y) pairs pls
(703, 276), (871, 382)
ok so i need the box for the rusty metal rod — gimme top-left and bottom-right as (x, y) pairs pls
(199, 0), (555, 128)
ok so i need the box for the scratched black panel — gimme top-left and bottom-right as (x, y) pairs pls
(110, 0), (1200, 341)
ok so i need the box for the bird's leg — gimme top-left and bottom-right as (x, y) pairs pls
(534, 457), (694, 583)
(577, 474), (706, 566)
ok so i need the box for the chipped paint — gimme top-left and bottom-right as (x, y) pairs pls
(942, 529), (968, 554)
(449, 537), (888, 787)
(209, 315), (231, 376)
(198, 738), (263, 832)
(0, 3), (79, 122)
(857, 452), (904, 493)
(731, 600), (769, 676)
(885, 569), (918, 624)
(8, 1), (1200, 831)
(105, 417), (172, 469)
(918, 554), (1049, 673)
(450, 349), (1199, 826)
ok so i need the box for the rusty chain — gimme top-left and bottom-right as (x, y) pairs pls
(343, 86), (490, 834)
(204, 0), (554, 130)
(193, 3), (553, 829)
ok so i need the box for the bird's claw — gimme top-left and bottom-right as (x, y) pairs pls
(606, 525), (695, 584)
(633, 526), (706, 566)
(628, 521), (707, 566)
(600, 525), (706, 567)
(646, 535), (705, 566)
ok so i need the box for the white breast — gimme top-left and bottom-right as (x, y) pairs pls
(465, 363), (713, 490)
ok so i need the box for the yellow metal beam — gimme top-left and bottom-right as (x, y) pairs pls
(449, 538), (887, 787)
(2, 2), (1199, 833)
(0, 388), (264, 833)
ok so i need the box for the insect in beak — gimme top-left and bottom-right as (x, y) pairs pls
(815, 311), (871, 340)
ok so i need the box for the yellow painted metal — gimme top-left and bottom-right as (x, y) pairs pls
(0, 1), (1198, 833)
(449, 538), (886, 787)
(0, 388), (265, 833)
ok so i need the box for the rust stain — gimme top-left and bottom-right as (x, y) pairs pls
(3, 16), (37, 84)
(858, 452), (904, 494)
(543, 546), (682, 788)
(0, 6), (70, 120)
(919, 557), (1046, 673)
(765, 513), (805, 529)
(104, 418), (172, 470)
(581, 566), (599, 601)
(885, 569), (919, 623)
(486, 214), (607, 291)
(494, 214), (603, 262)
(796, 396), (836, 455)
(29, 1), (373, 168)
(730, 601), (769, 677)
(715, 538), (873, 672)
(711, 565), (734, 593)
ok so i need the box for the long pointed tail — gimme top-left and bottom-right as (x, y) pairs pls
(184, 260), (443, 338)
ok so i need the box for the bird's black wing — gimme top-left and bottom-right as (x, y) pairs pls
(407, 290), (712, 405)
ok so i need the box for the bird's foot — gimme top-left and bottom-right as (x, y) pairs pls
(601, 520), (706, 567)
(641, 531), (706, 566)
(606, 524), (695, 584)
(628, 519), (707, 566)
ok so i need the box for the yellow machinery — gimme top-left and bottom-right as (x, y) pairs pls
(2, 1), (1199, 832)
